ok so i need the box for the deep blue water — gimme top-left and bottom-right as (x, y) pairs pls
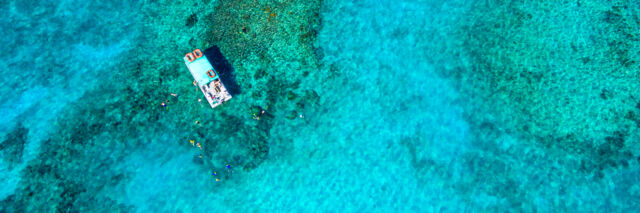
(1, 0), (639, 212)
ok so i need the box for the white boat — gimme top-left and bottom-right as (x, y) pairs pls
(183, 49), (232, 108)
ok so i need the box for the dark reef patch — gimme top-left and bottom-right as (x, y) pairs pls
(205, 0), (323, 67)
(186, 13), (198, 27)
(399, 135), (434, 183)
(441, 1), (640, 209)
(0, 124), (27, 168)
(603, 4), (638, 68)
(453, 0), (640, 156)
(0, 195), (25, 213)
(2, 47), (150, 211)
(5, 135), (135, 212)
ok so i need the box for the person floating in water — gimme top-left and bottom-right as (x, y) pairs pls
(253, 111), (265, 120)
(211, 164), (232, 182)
(212, 171), (220, 181)
(225, 164), (234, 175)
(252, 106), (266, 120)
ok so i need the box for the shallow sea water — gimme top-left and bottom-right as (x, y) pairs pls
(1, 0), (639, 212)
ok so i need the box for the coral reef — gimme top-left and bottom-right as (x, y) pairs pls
(3, 0), (324, 210)
(434, 0), (640, 210)
(453, 0), (640, 166)
(198, 0), (324, 170)
(4, 0), (637, 211)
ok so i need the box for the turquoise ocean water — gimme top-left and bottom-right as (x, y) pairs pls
(1, 0), (639, 212)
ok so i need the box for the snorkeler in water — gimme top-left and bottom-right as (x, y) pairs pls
(224, 164), (234, 177)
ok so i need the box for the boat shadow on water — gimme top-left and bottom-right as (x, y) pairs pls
(203, 46), (241, 96)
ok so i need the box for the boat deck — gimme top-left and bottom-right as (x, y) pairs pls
(184, 48), (232, 108)
(200, 78), (232, 108)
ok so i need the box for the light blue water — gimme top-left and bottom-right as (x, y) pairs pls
(2, 0), (639, 212)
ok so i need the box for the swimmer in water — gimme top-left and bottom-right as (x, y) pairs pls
(212, 171), (220, 181)
(253, 109), (266, 120)
(225, 164), (233, 175)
